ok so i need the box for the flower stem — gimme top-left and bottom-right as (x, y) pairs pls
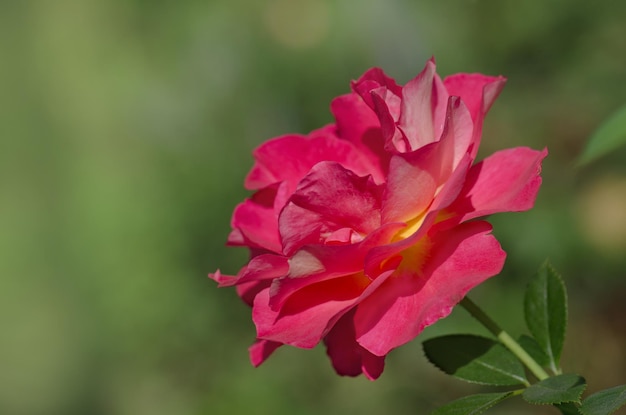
(460, 296), (550, 381)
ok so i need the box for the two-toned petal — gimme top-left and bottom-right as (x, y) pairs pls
(354, 221), (505, 356)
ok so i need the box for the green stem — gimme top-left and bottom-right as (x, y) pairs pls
(460, 296), (550, 381)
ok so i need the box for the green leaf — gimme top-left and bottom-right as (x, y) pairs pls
(523, 374), (586, 405)
(423, 335), (528, 386)
(518, 334), (550, 368)
(431, 392), (515, 415)
(580, 384), (626, 415)
(524, 261), (567, 373)
(555, 402), (582, 415)
(578, 104), (626, 165)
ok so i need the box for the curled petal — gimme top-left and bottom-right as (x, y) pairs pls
(370, 88), (406, 152)
(210, 254), (288, 288)
(443, 73), (507, 158)
(209, 269), (239, 287)
(228, 187), (282, 253)
(210, 267), (271, 307)
(444, 73), (506, 124)
(439, 96), (474, 173)
(398, 58), (449, 151)
(330, 93), (388, 182)
(279, 162), (383, 255)
(351, 67), (403, 108)
(380, 97), (473, 225)
(237, 254), (289, 285)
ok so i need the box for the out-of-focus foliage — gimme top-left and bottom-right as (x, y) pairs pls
(1, 1), (625, 414)
(578, 104), (626, 166)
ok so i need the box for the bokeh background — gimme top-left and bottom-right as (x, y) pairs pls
(2, 1), (626, 414)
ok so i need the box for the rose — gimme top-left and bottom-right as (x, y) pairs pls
(210, 58), (547, 380)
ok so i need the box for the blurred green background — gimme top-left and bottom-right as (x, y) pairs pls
(1, 1), (625, 414)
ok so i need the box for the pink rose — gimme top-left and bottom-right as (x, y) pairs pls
(210, 58), (546, 380)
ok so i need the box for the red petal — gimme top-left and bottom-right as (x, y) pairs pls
(381, 147), (439, 224)
(249, 339), (282, 367)
(444, 73), (506, 123)
(354, 221), (505, 356)
(380, 98), (473, 225)
(330, 92), (388, 182)
(208, 269), (238, 286)
(245, 131), (373, 194)
(229, 195), (282, 253)
(351, 67), (403, 103)
(270, 223), (403, 309)
(254, 269), (395, 349)
(236, 279), (272, 307)
(399, 58), (449, 151)
(370, 88), (407, 152)
(324, 310), (385, 380)
(252, 278), (362, 348)
(444, 73), (506, 158)
(236, 254), (289, 285)
(439, 96), (474, 172)
(449, 147), (548, 222)
(279, 161), (383, 255)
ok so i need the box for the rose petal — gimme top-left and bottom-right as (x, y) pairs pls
(245, 131), (373, 194)
(355, 221), (505, 356)
(228, 187), (282, 253)
(249, 339), (282, 367)
(270, 223), (403, 309)
(330, 92), (388, 182)
(236, 254), (289, 285)
(448, 147), (548, 222)
(236, 279), (272, 307)
(324, 310), (385, 380)
(253, 277), (364, 348)
(279, 161), (383, 255)
(379, 97), (473, 225)
(351, 67), (403, 106)
(208, 269), (238, 287)
(444, 73), (506, 124)
(254, 269), (395, 349)
(440, 96), (474, 172)
(370, 87), (407, 152)
(443, 73), (506, 158)
(209, 254), (288, 288)
(399, 58), (449, 151)
(381, 146), (439, 224)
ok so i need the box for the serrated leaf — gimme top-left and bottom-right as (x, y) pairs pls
(555, 402), (582, 415)
(518, 334), (550, 367)
(423, 335), (528, 386)
(523, 374), (586, 405)
(431, 392), (515, 415)
(524, 261), (567, 373)
(580, 384), (626, 415)
(578, 104), (626, 165)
